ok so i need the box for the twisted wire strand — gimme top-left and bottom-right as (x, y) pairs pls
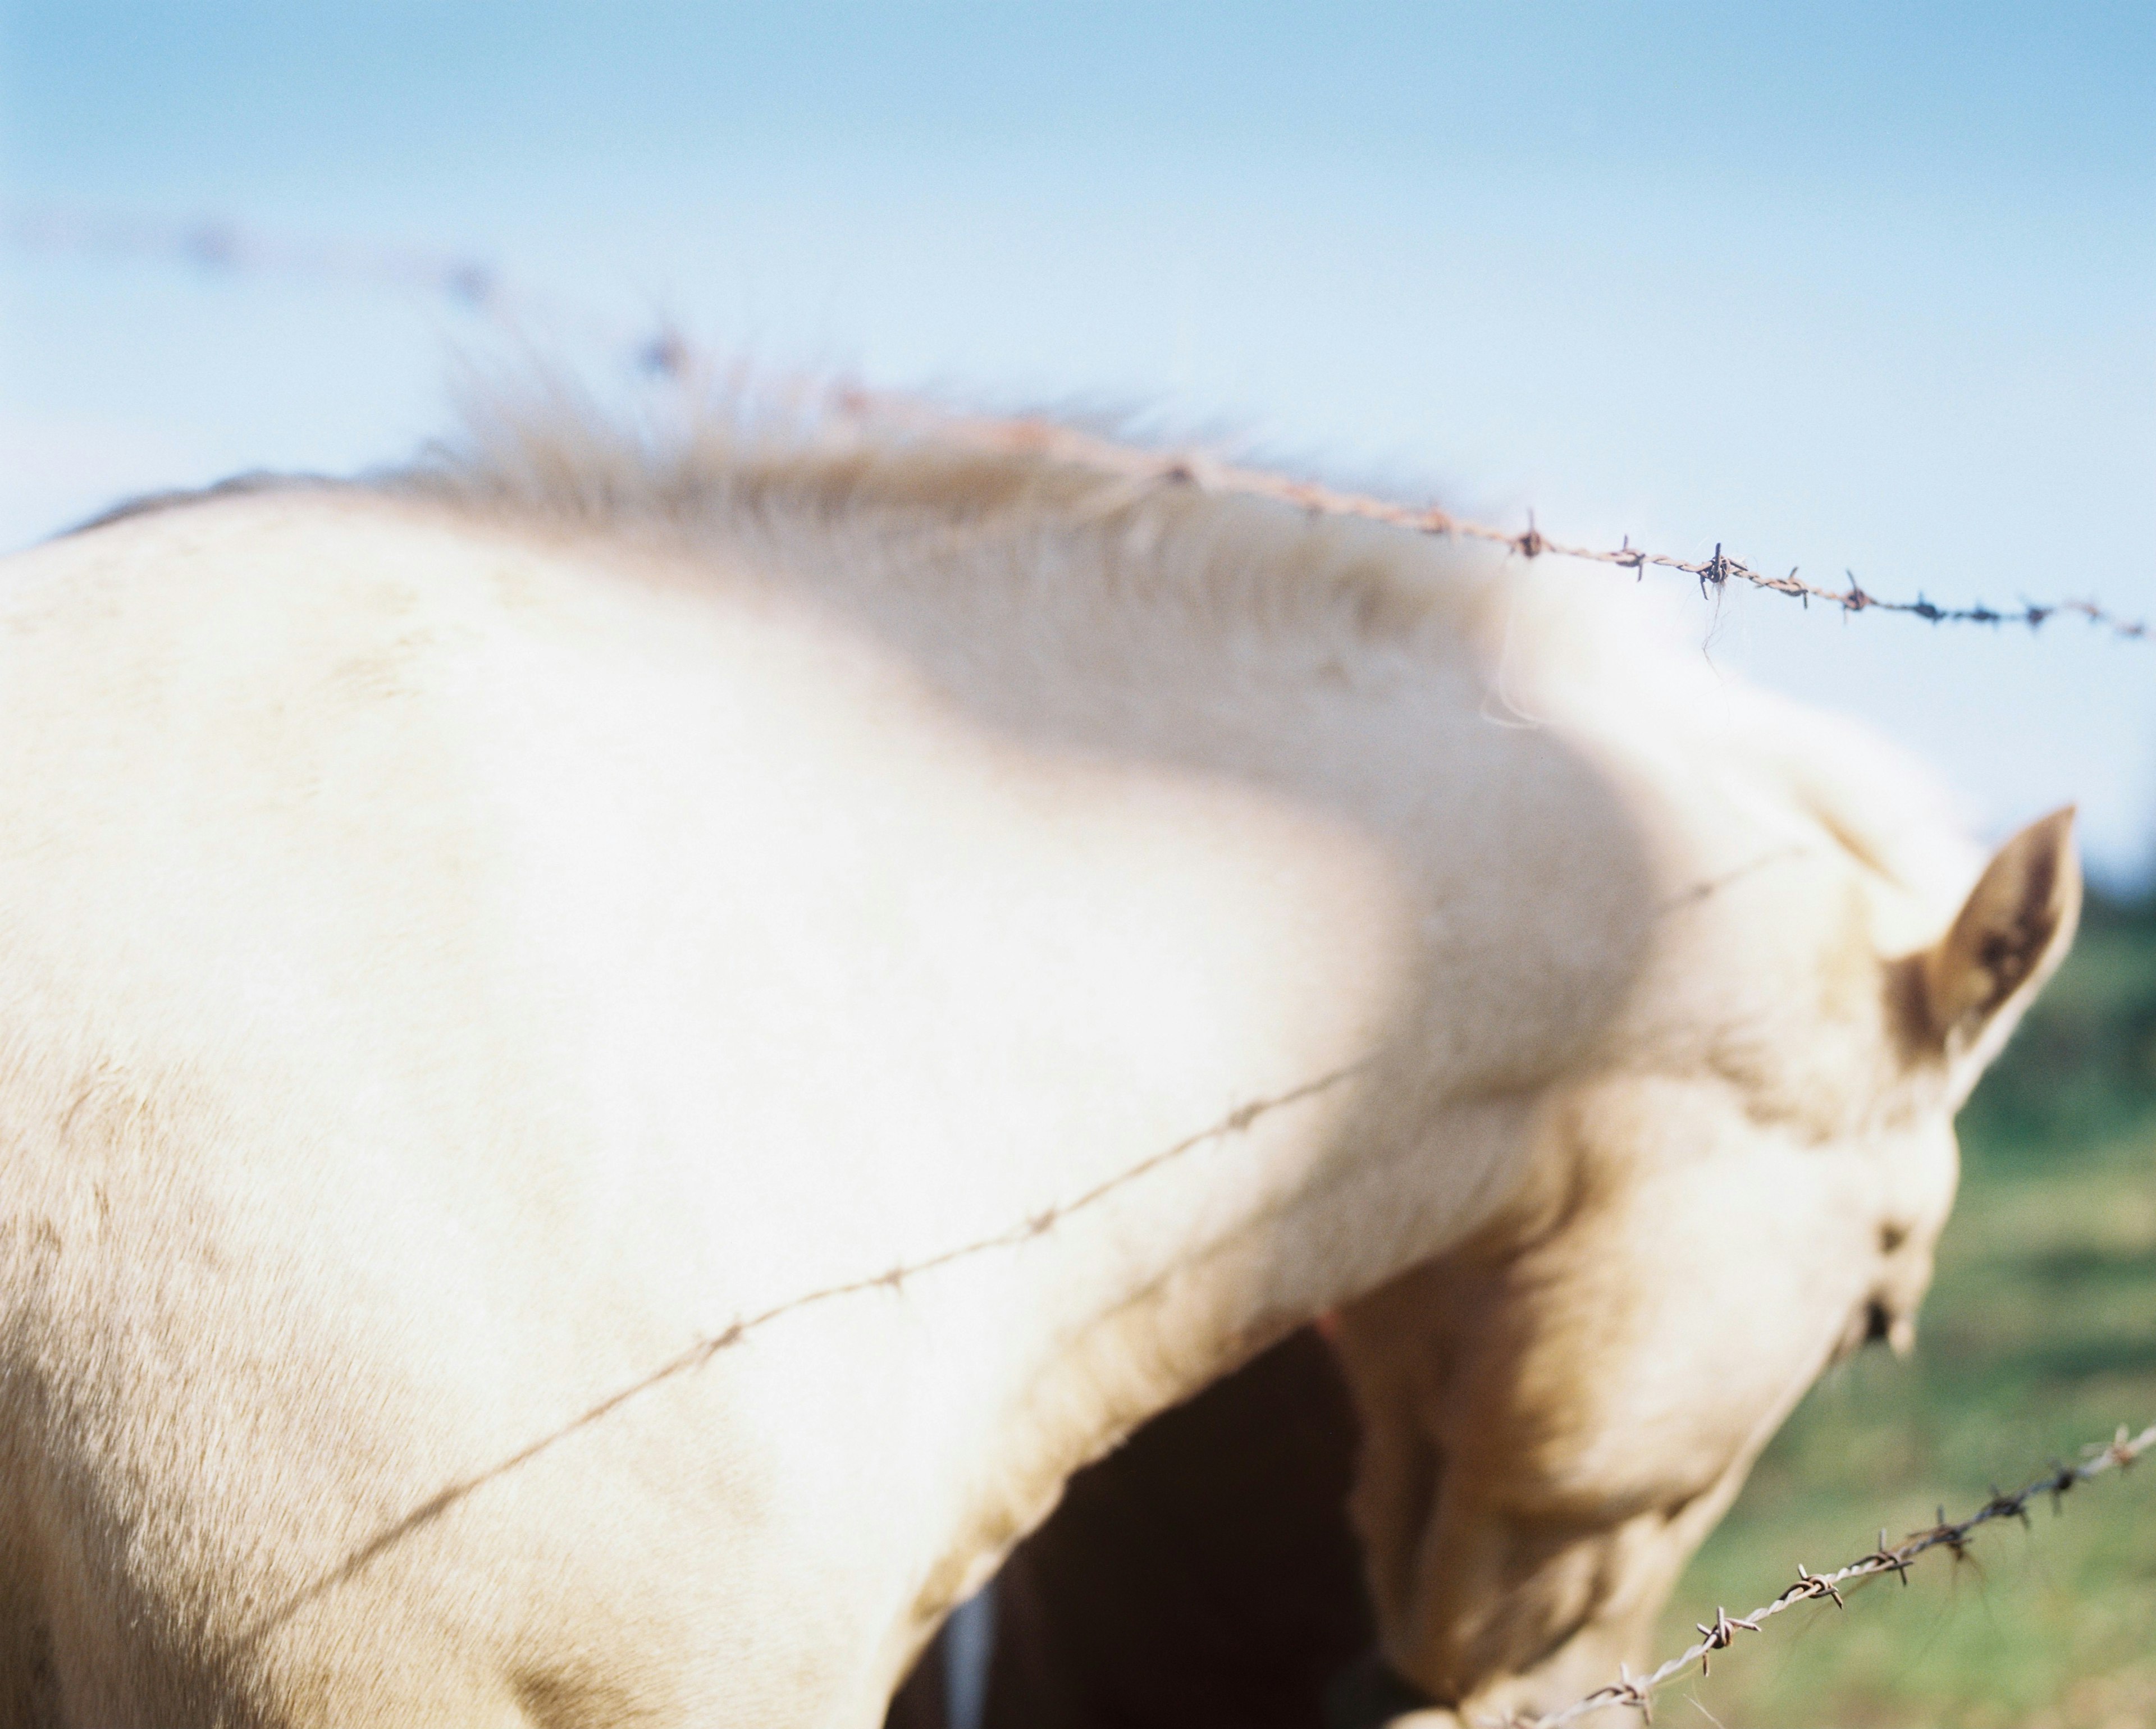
(9, 205), (2150, 642)
(1509, 1421), (2156, 1727)
(854, 399), (2152, 641)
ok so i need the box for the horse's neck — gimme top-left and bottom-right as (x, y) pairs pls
(785, 544), (1667, 1620)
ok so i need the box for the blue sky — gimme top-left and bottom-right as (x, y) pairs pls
(5, 2), (2153, 874)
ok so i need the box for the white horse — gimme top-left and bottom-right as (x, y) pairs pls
(0, 406), (2075, 1728)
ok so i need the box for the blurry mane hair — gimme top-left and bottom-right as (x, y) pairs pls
(80, 376), (1979, 930)
(390, 381), (1979, 925)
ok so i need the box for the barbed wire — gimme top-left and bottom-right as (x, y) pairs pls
(243, 1062), (1369, 1640)
(854, 402), (2154, 641)
(8, 204), (2150, 643)
(16, 208), (2156, 1720)
(1509, 1420), (2156, 1727)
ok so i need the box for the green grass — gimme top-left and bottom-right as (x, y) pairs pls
(1656, 894), (2156, 1728)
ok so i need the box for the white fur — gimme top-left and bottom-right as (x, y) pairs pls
(0, 415), (2071, 1727)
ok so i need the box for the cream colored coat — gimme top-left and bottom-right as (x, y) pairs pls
(0, 421), (2076, 1728)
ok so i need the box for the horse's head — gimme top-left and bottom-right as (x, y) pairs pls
(1330, 806), (2079, 1727)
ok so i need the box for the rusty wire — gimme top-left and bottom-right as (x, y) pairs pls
(1507, 1420), (2156, 1727)
(8, 204), (2151, 643)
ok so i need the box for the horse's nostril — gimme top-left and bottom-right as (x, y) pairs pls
(1863, 1298), (1892, 1344)
(1879, 1222), (1909, 1254)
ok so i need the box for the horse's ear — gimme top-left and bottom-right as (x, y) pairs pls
(1912, 806), (2080, 1067)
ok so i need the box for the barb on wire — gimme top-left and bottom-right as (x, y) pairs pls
(236, 1059), (1372, 1644)
(831, 398), (2153, 643)
(1505, 1421), (2156, 1727)
(7, 203), (2151, 642)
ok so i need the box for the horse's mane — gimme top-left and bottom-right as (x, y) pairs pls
(386, 383), (1545, 671)
(75, 383), (1981, 925)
